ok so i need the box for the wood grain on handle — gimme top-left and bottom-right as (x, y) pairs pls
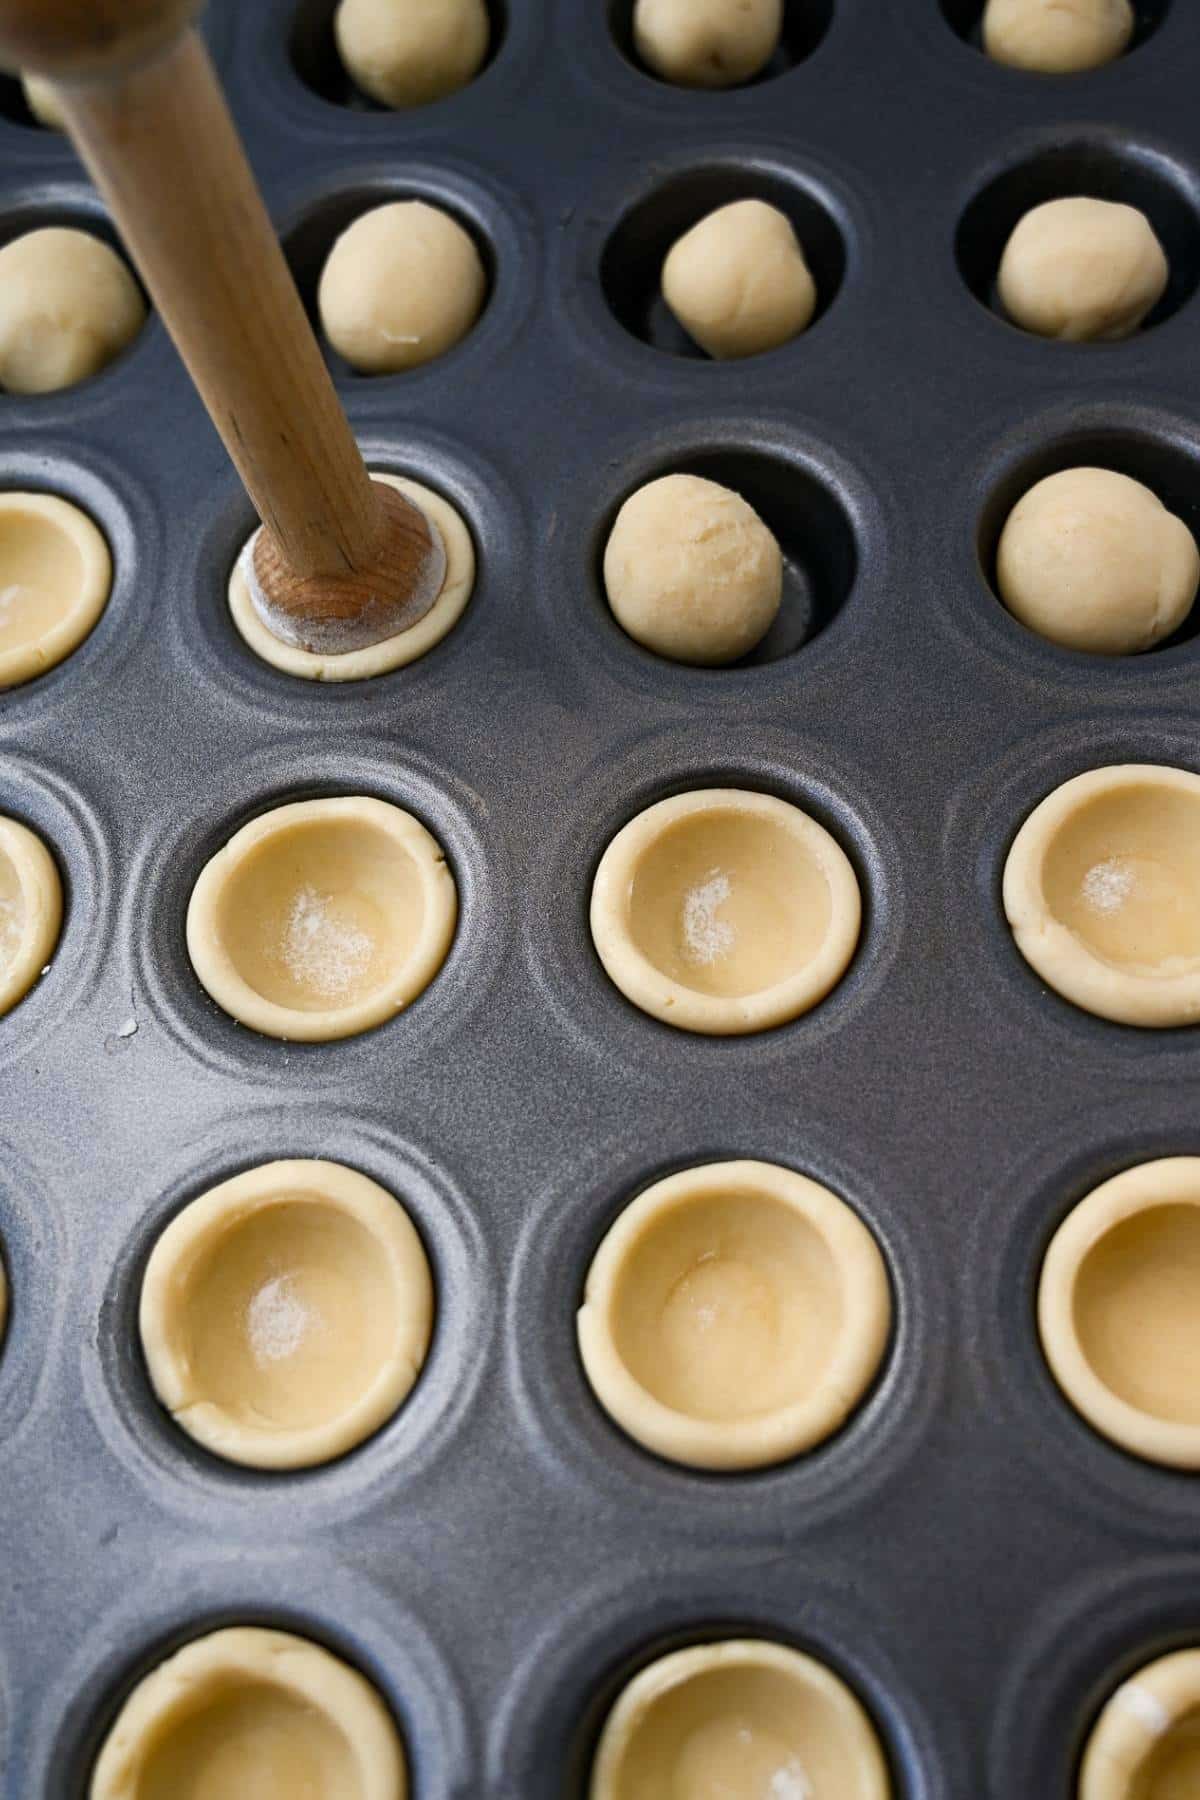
(0, 1), (442, 648)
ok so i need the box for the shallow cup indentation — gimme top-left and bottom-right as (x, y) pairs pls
(1003, 765), (1200, 1026)
(140, 1159), (434, 1471)
(289, 0), (507, 109)
(1080, 1647), (1200, 1800)
(940, 0), (1168, 63)
(90, 1625), (407, 1800)
(578, 1160), (890, 1470)
(600, 164), (844, 359)
(186, 796), (457, 1042)
(589, 1638), (890, 1800)
(0, 492), (111, 688)
(591, 789), (861, 1033)
(1040, 1157), (1200, 1466)
(608, 0), (833, 87)
(956, 141), (1200, 336)
(0, 813), (61, 1015)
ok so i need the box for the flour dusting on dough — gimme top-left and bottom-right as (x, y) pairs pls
(247, 1274), (311, 1364)
(769, 1759), (813, 1799)
(1116, 1680), (1172, 1738)
(0, 896), (18, 967)
(682, 868), (734, 964)
(1081, 857), (1135, 915)
(282, 886), (373, 998)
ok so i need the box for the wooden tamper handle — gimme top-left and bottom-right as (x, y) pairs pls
(0, 0), (445, 654)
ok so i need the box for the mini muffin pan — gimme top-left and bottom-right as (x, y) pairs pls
(1, 1), (1200, 1794)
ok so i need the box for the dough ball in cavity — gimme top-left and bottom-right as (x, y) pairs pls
(334, 0), (489, 108)
(998, 197), (1168, 341)
(21, 75), (63, 130)
(0, 228), (145, 395)
(633, 0), (783, 88)
(997, 468), (1199, 654)
(604, 473), (783, 665)
(317, 200), (486, 375)
(663, 199), (817, 360)
(982, 0), (1134, 73)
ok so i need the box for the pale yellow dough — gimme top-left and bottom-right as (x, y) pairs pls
(229, 475), (474, 680)
(0, 815), (61, 1017)
(21, 74), (63, 129)
(140, 1159), (433, 1470)
(1040, 1159), (1200, 1469)
(603, 473), (782, 665)
(591, 1639), (891, 1800)
(186, 795), (456, 1042)
(318, 201), (485, 375)
(591, 788), (861, 1034)
(982, 0), (1134, 72)
(335, 0), (489, 107)
(996, 468), (1198, 655)
(0, 227), (145, 395)
(90, 1626), (407, 1800)
(1079, 1648), (1200, 1800)
(998, 198), (1168, 342)
(633, 0), (783, 87)
(662, 199), (817, 360)
(578, 1160), (890, 1470)
(1003, 764), (1200, 1027)
(0, 491), (112, 688)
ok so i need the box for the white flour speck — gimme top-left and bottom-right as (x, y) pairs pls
(282, 886), (373, 998)
(769, 1760), (812, 1800)
(1082, 858), (1135, 915)
(682, 868), (734, 964)
(247, 1274), (311, 1364)
(1116, 1681), (1171, 1738)
(0, 585), (26, 625)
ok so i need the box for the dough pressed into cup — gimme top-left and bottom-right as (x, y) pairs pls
(140, 1159), (434, 1470)
(229, 474), (474, 680)
(997, 197), (1168, 343)
(578, 1160), (890, 1470)
(603, 474), (782, 666)
(186, 795), (456, 1042)
(1039, 1158), (1200, 1468)
(982, 0), (1134, 73)
(591, 788), (861, 1034)
(1079, 1648), (1200, 1800)
(0, 227), (145, 394)
(335, 0), (489, 108)
(995, 469), (1199, 656)
(90, 1625), (407, 1800)
(662, 199), (817, 360)
(317, 201), (486, 375)
(590, 1639), (891, 1800)
(0, 492), (112, 688)
(0, 814), (62, 1017)
(1003, 764), (1200, 1027)
(21, 74), (63, 129)
(633, 0), (783, 88)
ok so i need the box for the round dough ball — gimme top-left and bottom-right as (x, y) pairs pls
(21, 75), (63, 129)
(633, 0), (783, 88)
(334, 0), (489, 108)
(662, 199), (817, 360)
(982, 0), (1134, 73)
(318, 200), (486, 375)
(604, 473), (783, 665)
(0, 228), (145, 395)
(998, 197), (1168, 341)
(996, 467), (1200, 654)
